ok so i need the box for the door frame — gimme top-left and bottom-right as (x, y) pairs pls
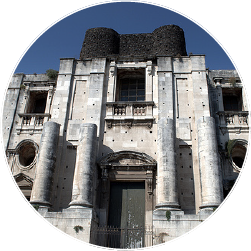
(98, 151), (157, 247)
(108, 181), (145, 248)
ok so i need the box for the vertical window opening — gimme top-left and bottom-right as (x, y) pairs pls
(116, 68), (145, 102)
(27, 91), (48, 113)
(222, 88), (242, 111)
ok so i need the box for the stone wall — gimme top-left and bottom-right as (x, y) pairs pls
(153, 210), (212, 244)
(80, 25), (187, 59)
(39, 207), (96, 243)
(3, 23), (248, 246)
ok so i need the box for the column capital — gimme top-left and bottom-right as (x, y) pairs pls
(213, 77), (223, 86)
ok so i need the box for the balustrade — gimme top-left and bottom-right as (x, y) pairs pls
(114, 105), (126, 116)
(217, 111), (248, 126)
(17, 113), (51, 134)
(107, 101), (154, 117)
(105, 101), (154, 128)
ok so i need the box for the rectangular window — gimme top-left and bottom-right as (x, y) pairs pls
(116, 68), (145, 102)
(222, 88), (242, 111)
(120, 78), (145, 101)
(26, 91), (48, 113)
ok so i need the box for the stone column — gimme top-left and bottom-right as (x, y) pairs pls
(30, 121), (60, 206)
(214, 78), (224, 111)
(197, 116), (223, 209)
(145, 60), (153, 101)
(156, 118), (180, 210)
(69, 123), (97, 208)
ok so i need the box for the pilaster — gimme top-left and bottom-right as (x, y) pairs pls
(157, 57), (174, 119)
(155, 57), (179, 213)
(85, 58), (106, 137)
(145, 60), (153, 101)
(2, 74), (24, 151)
(214, 77), (224, 111)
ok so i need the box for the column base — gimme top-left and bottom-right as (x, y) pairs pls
(199, 203), (220, 210)
(199, 203), (219, 216)
(155, 202), (181, 211)
(69, 200), (93, 208)
(30, 200), (51, 208)
(153, 208), (184, 221)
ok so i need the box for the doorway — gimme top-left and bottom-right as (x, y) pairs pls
(108, 182), (145, 248)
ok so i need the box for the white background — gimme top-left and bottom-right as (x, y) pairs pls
(0, 1), (250, 250)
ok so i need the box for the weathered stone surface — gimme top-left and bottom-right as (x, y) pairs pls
(197, 116), (223, 209)
(69, 123), (97, 207)
(80, 25), (187, 59)
(3, 25), (248, 247)
(156, 118), (180, 210)
(30, 121), (60, 206)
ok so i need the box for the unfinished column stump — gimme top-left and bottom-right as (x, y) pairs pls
(30, 121), (60, 207)
(69, 123), (97, 208)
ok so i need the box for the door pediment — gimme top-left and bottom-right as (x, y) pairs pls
(14, 173), (33, 187)
(99, 150), (157, 167)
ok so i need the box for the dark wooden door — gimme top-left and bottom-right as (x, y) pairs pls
(108, 182), (145, 248)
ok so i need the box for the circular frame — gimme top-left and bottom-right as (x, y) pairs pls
(15, 139), (39, 170)
(228, 139), (248, 172)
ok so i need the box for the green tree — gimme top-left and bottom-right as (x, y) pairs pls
(46, 69), (58, 80)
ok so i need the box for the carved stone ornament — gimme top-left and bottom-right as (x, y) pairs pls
(228, 139), (248, 172)
(146, 60), (152, 75)
(14, 139), (39, 170)
(105, 118), (153, 129)
(110, 61), (116, 77)
(14, 173), (33, 187)
(98, 150), (157, 168)
(106, 121), (112, 129)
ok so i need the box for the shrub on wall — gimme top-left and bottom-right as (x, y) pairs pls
(46, 69), (58, 80)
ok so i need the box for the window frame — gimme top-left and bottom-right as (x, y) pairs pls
(116, 68), (145, 102)
(26, 91), (48, 114)
(222, 88), (243, 112)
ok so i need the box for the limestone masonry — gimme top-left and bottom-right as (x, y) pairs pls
(2, 25), (249, 248)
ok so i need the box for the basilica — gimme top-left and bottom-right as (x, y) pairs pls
(2, 25), (248, 248)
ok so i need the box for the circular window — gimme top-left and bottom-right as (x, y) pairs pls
(228, 139), (247, 171)
(16, 140), (38, 169)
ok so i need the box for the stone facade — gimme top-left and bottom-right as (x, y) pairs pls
(2, 25), (249, 248)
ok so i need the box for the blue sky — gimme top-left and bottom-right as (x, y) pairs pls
(14, 2), (234, 74)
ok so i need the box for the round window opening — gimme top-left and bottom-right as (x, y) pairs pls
(18, 141), (37, 168)
(230, 141), (247, 170)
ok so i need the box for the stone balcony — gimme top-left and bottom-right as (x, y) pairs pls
(217, 111), (249, 134)
(105, 101), (155, 129)
(16, 113), (51, 134)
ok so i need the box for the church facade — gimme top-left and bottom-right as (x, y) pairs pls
(2, 25), (249, 248)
